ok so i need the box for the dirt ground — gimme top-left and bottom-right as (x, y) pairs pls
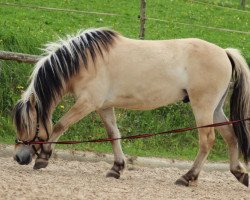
(0, 145), (249, 200)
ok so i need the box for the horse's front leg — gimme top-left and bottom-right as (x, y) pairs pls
(34, 98), (95, 169)
(98, 107), (125, 179)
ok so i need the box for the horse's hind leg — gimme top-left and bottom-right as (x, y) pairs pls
(98, 107), (125, 179)
(214, 96), (248, 187)
(175, 100), (216, 186)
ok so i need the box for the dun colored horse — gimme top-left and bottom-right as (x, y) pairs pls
(13, 28), (250, 186)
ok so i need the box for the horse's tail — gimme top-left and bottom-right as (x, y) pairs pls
(225, 48), (250, 163)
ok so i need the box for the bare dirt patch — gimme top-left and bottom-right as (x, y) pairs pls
(0, 145), (249, 200)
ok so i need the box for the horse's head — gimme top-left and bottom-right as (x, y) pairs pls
(13, 94), (51, 165)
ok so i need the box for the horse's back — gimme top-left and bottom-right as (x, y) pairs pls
(99, 36), (232, 109)
(72, 35), (232, 110)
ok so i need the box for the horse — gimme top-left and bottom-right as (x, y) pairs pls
(13, 28), (250, 187)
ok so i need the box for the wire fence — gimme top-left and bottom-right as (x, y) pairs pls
(0, 0), (249, 63)
(0, 2), (120, 16)
(0, 1), (249, 38)
(191, 0), (249, 13)
(148, 17), (250, 35)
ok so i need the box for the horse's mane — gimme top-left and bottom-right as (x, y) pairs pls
(13, 28), (118, 133)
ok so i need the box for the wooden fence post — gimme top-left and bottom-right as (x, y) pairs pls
(240, 0), (246, 9)
(139, 0), (146, 39)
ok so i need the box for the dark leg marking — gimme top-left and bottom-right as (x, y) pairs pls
(106, 161), (125, 179)
(33, 123), (63, 170)
(231, 169), (249, 187)
(33, 158), (48, 170)
(175, 169), (199, 187)
(33, 146), (52, 170)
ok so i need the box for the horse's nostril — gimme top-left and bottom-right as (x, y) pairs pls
(15, 153), (32, 165)
(15, 155), (21, 163)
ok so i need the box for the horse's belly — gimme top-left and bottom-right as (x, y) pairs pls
(118, 97), (181, 110)
(105, 86), (184, 110)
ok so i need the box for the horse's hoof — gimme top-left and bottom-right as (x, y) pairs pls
(175, 176), (198, 187)
(175, 177), (189, 186)
(231, 170), (249, 187)
(33, 159), (48, 170)
(242, 173), (249, 187)
(106, 170), (120, 179)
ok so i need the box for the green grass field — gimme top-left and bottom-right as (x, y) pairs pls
(0, 0), (249, 161)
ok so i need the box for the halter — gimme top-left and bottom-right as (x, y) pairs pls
(15, 106), (50, 158)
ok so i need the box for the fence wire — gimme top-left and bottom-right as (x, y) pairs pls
(0, 2), (249, 36)
(190, 0), (250, 13)
(148, 17), (250, 35)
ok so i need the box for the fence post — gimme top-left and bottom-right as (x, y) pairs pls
(139, 0), (146, 39)
(240, 0), (246, 9)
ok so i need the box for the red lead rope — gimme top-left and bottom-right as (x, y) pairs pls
(28, 118), (250, 145)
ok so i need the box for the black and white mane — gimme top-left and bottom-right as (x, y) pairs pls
(13, 28), (118, 133)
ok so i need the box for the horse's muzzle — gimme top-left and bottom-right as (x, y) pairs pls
(14, 146), (32, 165)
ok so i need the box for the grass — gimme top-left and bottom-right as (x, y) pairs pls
(0, 0), (249, 161)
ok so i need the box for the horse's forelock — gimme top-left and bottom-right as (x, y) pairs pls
(13, 100), (31, 135)
(13, 101), (22, 132)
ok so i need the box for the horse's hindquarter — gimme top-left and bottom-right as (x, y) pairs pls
(183, 39), (232, 107)
(102, 37), (190, 110)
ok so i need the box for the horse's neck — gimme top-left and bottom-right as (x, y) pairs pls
(40, 92), (64, 123)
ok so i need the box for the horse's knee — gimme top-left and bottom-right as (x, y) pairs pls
(53, 122), (65, 136)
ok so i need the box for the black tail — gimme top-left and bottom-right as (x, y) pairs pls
(226, 48), (250, 163)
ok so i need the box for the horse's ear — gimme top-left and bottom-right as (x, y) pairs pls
(29, 93), (36, 108)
